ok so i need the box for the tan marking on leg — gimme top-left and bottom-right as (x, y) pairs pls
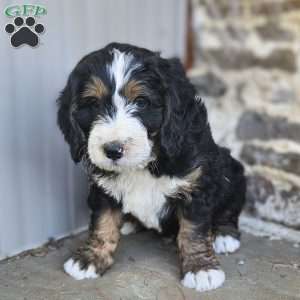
(177, 216), (219, 275)
(74, 209), (121, 275)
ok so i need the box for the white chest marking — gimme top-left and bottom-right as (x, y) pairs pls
(95, 170), (191, 231)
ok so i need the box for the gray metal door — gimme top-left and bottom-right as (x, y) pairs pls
(0, 0), (187, 259)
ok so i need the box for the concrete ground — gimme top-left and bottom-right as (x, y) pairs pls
(0, 232), (299, 300)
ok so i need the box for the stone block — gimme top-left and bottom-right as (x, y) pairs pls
(241, 144), (300, 176)
(246, 174), (300, 228)
(256, 21), (294, 41)
(236, 111), (300, 142)
(190, 72), (227, 97)
(251, 0), (300, 15)
(201, 48), (297, 72)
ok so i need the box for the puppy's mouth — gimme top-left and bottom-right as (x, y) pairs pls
(97, 153), (155, 172)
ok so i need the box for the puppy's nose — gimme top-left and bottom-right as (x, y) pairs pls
(103, 141), (124, 160)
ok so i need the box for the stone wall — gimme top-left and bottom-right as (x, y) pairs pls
(191, 0), (300, 229)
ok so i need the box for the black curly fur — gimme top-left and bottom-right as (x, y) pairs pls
(57, 42), (246, 280)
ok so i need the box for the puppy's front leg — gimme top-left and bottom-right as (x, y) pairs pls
(64, 207), (121, 280)
(178, 214), (225, 292)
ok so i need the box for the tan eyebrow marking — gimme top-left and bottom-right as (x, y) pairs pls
(123, 80), (145, 101)
(83, 76), (108, 99)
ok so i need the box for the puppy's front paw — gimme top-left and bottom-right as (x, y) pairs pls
(213, 235), (240, 254)
(181, 269), (225, 292)
(64, 258), (98, 280)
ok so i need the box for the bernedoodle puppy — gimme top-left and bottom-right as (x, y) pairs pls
(57, 42), (246, 292)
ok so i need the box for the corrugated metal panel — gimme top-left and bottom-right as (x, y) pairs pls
(0, 0), (187, 259)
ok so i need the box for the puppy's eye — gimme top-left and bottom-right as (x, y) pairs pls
(80, 97), (98, 106)
(75, 100), (99, 130)
(135, 97), (149, 109)
(77, 98), (99, 112)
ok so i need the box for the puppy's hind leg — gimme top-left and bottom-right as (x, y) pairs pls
(213, 172), (246, 254)
(178, 214), (225, 292)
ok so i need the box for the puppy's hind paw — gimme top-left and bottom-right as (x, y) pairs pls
(120, 222), (137, 235)
(181, 269), (225, 292)
(213, 235), (240, 254)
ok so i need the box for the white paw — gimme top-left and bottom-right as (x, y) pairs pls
(213, 235), (240, 254)
(63, 258), (98, 280)
(181, 269), (225, 292)
(120, 222), (136, 235)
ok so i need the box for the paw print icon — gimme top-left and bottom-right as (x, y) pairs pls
(5, 16), (44, 48)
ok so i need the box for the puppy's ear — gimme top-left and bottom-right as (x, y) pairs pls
(57, 79), (85, 163)
(157, 58), (197, 158)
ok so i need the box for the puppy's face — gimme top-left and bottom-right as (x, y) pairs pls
(58, 43), (196, 172)
(66, 47), (165, 171)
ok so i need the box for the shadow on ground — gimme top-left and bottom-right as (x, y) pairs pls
(0, 232), (299, 300)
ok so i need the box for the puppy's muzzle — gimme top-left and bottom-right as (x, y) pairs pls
(103, 141), (124, 161)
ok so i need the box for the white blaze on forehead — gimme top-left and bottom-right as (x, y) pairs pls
(104, 49), (144, 143)
(108, 48), (141, 117)
(108, 48), (140, 92)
